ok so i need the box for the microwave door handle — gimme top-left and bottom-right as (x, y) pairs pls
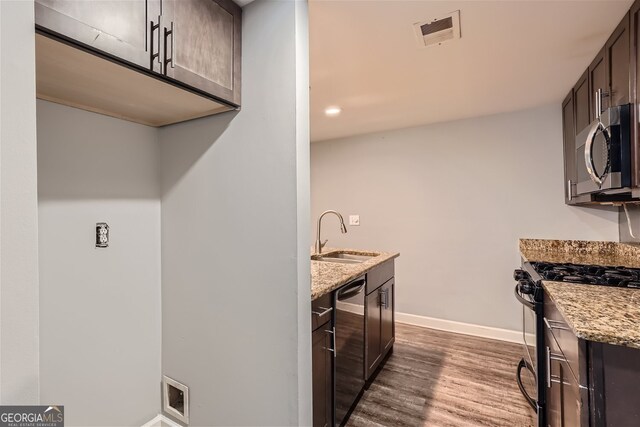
(584, 121), (605, 186)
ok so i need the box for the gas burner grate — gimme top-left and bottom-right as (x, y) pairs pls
(531, 262), (640, 288)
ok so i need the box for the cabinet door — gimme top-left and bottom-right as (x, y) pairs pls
(547, 358), (563, 427)
(380, 280), (394, 353)
(312, 325), (333, 427)
(162, 0), (242, 106)
(606, 13), (631, 108)
(35, 0), (152, 70)
(366, 290), (381, 378)
(574, 70), (590, 137)
(560, 365), (582, 427)
(589, 48), (607, 120)
(562, 90), (576, 204)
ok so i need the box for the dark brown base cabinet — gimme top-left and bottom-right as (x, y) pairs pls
(544, 291), (640, 426)
(311, 259), (396, 427)
(312, 293), (334, 427)
(365, 282), (394, 379)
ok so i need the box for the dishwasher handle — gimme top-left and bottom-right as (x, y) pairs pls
(337, 279), (366, 301)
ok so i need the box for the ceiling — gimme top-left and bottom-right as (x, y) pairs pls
(310, 0), (633, 142)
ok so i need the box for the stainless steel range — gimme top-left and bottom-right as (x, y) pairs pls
(513, 261), (640, 427)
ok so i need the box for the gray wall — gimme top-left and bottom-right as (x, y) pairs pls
(37, 100), (161, 426)
(0, 0), (40, 404)
(311, 104), (620, 332)
(160, 0), (311, 425)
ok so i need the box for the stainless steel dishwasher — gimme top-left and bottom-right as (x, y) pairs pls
(334, 276), (366, 426)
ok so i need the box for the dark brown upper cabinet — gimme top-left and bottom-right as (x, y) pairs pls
(161, 0), (241, 106)
(573, 70), (590, 137)
(34, 0), (241, 127)
(34, 0), (155, 70)
(562, 90), (576, 204)
(607, 13), (631, 108)
(587, 15), (630, 120)
(562, 5), (638, 204)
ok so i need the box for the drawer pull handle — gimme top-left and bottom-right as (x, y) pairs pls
(544, 317), (572, 331)
(550, 375), (571, 386)
(549, 352), (566, 362)
(312, 306), (333, 317)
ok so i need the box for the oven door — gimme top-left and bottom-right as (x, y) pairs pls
(515, 282), (538, 411)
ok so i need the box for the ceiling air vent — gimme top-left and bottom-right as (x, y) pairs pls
(413, 10), (460, 48)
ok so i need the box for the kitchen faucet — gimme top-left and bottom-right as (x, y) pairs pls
(315, 210), (348, 254)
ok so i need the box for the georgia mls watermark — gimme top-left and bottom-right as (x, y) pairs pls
(0, 406), (64, 427)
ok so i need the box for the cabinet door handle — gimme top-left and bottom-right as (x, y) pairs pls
(323, 327), (336, 358)
(595, 88), (610, 119)
(149, 15), (162, 72)
(378, 288), (385, 308)
(380, 288), (390, 309)
(546, 346), (551, 388)
(163, 21), (175, 73)
(567, 180), (573, 201)
(546, 344), (569, 389)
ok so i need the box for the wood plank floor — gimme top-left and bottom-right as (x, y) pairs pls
(346, 323), (536, 427)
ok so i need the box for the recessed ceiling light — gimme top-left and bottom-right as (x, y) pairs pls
(325, 106), (342, 117)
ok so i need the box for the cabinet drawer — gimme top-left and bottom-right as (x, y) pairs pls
(366, 260), (394, 294)
(311, 293), (333, 331)
(544, 294), (585, 386)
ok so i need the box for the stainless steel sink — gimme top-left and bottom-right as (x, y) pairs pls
(311, 252), (376, 264)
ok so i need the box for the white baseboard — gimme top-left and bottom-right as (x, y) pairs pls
(337, 300), (531, 344)
(396, 311), (532, 344)
(142, 414), (181, 427)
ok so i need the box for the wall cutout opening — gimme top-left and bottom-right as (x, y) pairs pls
(163, 375), (189, 424)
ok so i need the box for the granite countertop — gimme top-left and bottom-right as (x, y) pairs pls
(520, 238), (640, 268)
(520, 238), (640, 349)
(311, 248), (400, 300)
(542, 281), (640, 348)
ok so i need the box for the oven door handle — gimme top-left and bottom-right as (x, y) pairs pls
(516, 358), (538, 412)
(514, 284), (534, 310)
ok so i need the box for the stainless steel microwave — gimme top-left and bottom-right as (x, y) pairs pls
(575, 103), (632, 196)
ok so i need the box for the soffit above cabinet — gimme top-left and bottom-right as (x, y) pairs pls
(36, 34), (232, 127)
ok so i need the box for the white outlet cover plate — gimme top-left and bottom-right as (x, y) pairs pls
(349, 215), (360, 226)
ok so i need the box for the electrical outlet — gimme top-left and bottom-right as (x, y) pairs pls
(349, 215), (360, 226)
(96, 223), (109, 248)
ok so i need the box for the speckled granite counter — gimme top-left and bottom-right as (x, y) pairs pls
(542, 281), (640, 349)
(311, 248), (400, 300)
(520, 238), (640, 268)
(519, 238), (640, 349)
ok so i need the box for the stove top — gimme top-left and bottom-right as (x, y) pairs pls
(531, 262), (640, 288)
